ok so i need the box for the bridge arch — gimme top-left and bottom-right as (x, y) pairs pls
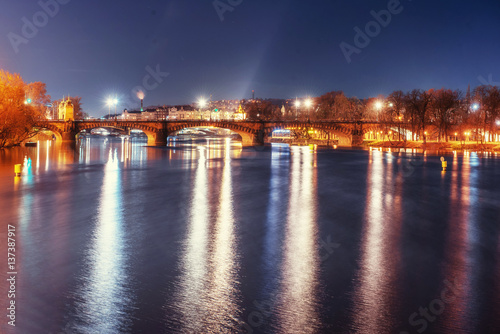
(166, 121), (259, 146)
(75, 121), (165, 145)
(36, 124), (64, 141)
(265, 123), (355, 146)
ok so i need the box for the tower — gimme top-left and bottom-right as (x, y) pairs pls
(58, 97), (74, 121)
(252, 90), (255, 100)
(235, 103), (246, 120)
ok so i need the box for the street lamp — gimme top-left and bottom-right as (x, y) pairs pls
(375, 100), (383, 121)
(305, 98), (312, 122)
(198, 98), (207, 120)
(295, 99), (300, 120)
(113, 98), (118, 119)
(106, 98), (113, 119)
(472, 103), (480, 111)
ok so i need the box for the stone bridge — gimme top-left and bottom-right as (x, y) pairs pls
(35, 120), (406, 146)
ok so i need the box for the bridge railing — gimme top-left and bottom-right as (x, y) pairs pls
(39, 119), (410, 126)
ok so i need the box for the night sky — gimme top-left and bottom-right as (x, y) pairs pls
(1, 0), (499, 117)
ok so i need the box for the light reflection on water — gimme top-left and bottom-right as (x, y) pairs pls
(205, 139), (240, 332)
(261, 145), (290, 302)
(439, 148), (471, 332)
(173, 146), (210, 332)
(352, 150), (404, 333)
(0, 138), (499, 333)
(169, 139), (242, 332)
(276, 146), (320, 333)
(72, 149), (133, 333)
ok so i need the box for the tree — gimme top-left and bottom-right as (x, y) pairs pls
(26, 82), (51, 106)
(429, 89), (462, 142)
(332, 93), (359, 120)
(0, 70), (49, 148)
(243, 100), (276, 120)
(473, 85), (500, 142)
(387, 91), (406, 141)
(316, 91), (342, 119)
(404, 89), (433, 142)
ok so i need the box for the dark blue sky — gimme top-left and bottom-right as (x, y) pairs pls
(1, 0), (499, 116)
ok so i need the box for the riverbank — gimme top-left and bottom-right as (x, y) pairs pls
(364, 140), (500, 151)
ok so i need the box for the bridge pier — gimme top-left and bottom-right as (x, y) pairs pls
(61, 131), (77, 142)
(351, 134), (364, 147)
(241, 136), (255, 147)
(146, 130), (168, 146)
(350, 123), (364, 147)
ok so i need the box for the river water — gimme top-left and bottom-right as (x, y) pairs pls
(0, 137), (499, 334)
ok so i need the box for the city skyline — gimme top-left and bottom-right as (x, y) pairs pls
(2, 0), (500, 117)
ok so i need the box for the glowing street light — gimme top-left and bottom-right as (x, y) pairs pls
(106, 97), (118, 119)
(106, 98), (113, 118)
(472, 103), (480, 111)
(198, 98), (207, 108)
(374, 100), (385, 121)
(198, 98), (207, 120)
(113, 98), (118, 119)
(305, 98), (312, 121)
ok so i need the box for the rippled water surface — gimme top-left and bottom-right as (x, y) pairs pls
(0, 137), (499, 334)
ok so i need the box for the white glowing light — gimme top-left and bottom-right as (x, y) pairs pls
(198, 98), (207, 109)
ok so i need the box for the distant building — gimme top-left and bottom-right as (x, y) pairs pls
(121, 109), (142, 120)
(116, 102), (248, 121)
(167, 105), (197, 120)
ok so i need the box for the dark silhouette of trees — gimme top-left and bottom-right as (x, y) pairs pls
(404, 89), (433, 142)
(316, 91), (342, 119)
(429, 89), (462, 142)
(244, 100), (277, 120)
